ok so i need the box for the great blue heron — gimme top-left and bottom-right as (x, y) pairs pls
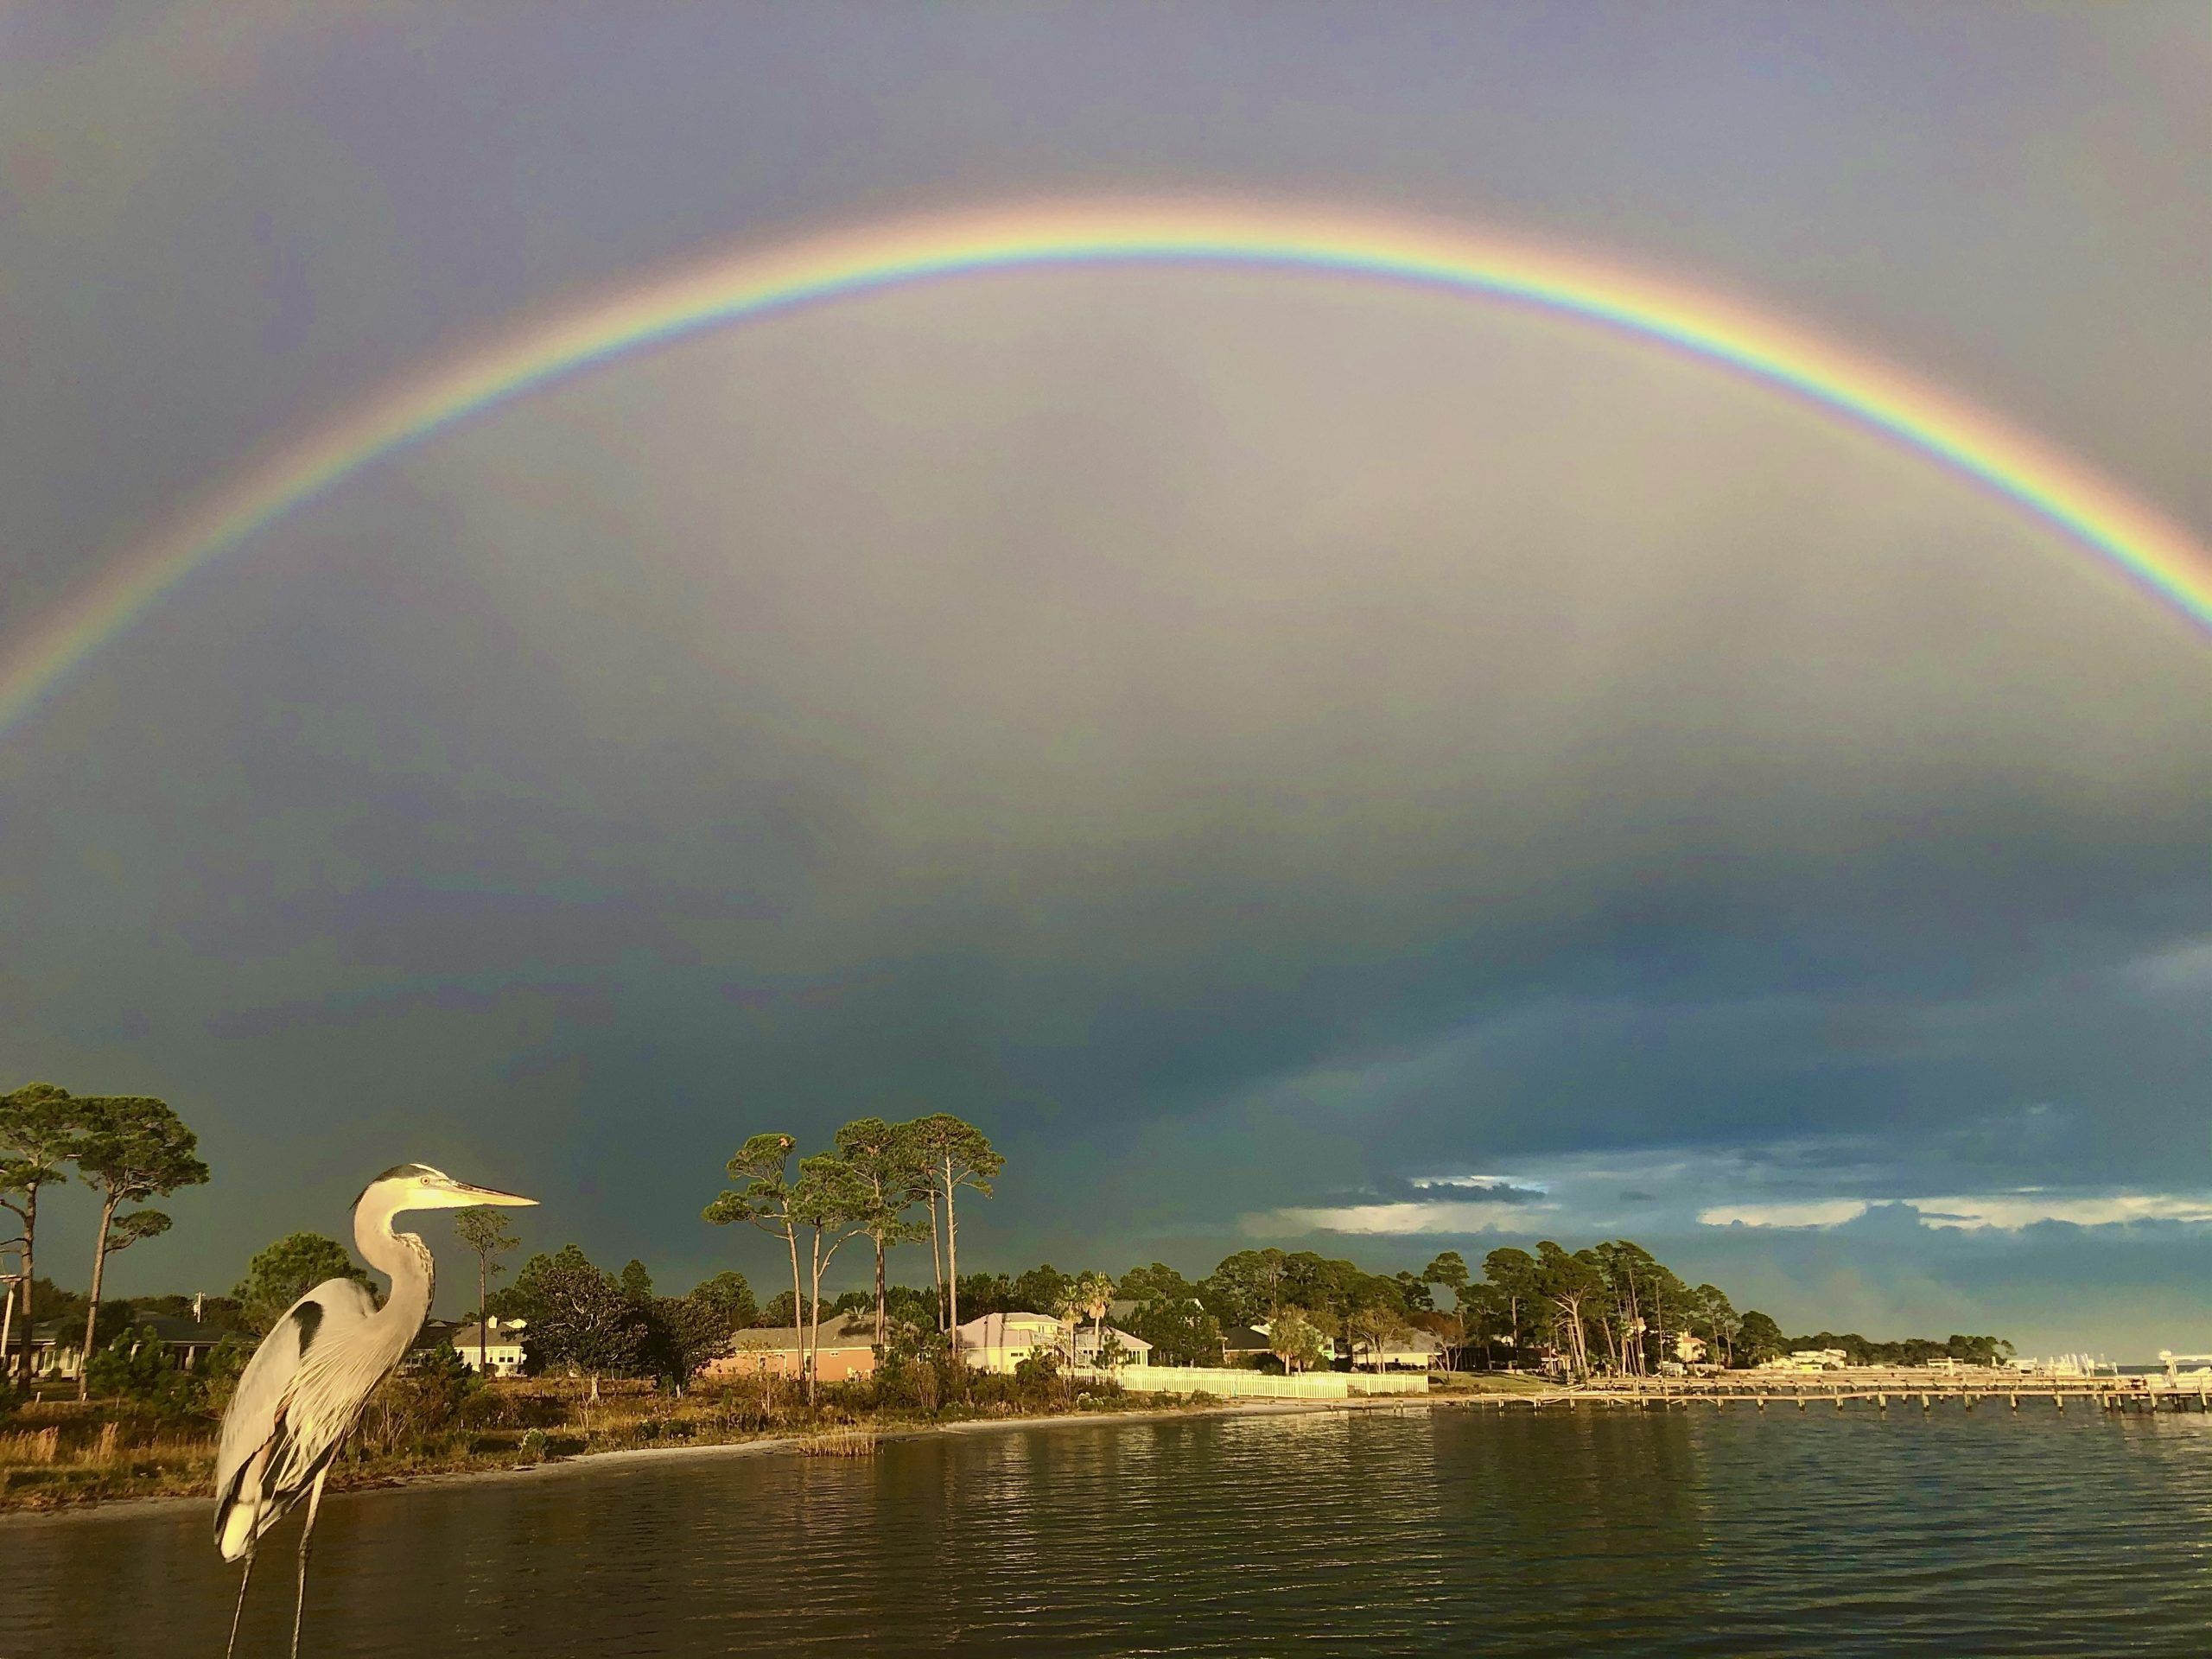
(213, 1163), (536, 1656)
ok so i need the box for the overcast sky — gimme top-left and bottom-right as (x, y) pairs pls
(2, 3), (2206, 1356)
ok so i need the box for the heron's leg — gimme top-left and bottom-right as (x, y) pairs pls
(289, 1469), (328, 1659)
(224, 1550), (255, 1659)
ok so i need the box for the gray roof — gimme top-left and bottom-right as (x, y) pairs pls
(22, 1314), (226, 1348)
(734, 1313), (876, 1351)
(130, 1314), (227, 1345)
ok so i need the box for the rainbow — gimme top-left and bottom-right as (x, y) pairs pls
(5, 201), (2208, 734)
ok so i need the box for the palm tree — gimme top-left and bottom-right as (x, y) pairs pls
(1068, 1271), (1115, 1364)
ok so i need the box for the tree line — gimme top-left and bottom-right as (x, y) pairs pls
(1050, 1243), (2010, 1379)
(1771, 1329), (2014, 1369)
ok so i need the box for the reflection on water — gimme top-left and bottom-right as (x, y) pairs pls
(16, 1407), (2212, 1656)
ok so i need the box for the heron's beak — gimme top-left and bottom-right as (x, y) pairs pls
(454, 1182), (538, 1207)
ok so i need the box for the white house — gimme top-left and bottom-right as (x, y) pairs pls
(953, 1311), (1070, 1374)
(1071, 1324), (1154, 1368)
(449, 1316), (529, 1376)
(1350, 1329), (1444, 1371)
(1758, 1348), (1848, 1374)
(13, 1313), (228, 1381)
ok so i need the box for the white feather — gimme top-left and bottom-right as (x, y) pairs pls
(213, 1276), (383, 1560)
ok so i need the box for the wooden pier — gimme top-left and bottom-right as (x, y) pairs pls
(1457, 1371), (2212, 1414)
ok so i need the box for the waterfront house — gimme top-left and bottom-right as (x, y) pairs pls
(397, 1319), (464, 1372)
(953, 1311), (1069, 1373)
(706, 1312), (879, 1382)
(1219, 1325), (1274, 1365)
(130, 1313), (229, 1370)
(14, 1313), (230, 1380)
(1758, 1349), (1849, 1373)
(1351, 1328), (1445, 1370)
(448, 1316), (530, 1376)
(1071, 1324), (1154, 1368)
(20, 1322), (83, 1381)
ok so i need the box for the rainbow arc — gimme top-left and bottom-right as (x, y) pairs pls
(4, 202), (2206, 734)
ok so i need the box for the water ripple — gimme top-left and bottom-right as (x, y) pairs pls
(15, 1408), (2212, 1655)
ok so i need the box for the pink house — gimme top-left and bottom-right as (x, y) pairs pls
(703, 1312), (878, 1382)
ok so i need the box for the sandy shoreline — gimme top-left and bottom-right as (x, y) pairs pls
(0, 1394), (1412, 1530)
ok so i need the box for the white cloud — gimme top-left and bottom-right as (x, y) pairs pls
(1697, 1192), (2212, 1231)
(1697, 1199), (1872, 1229)
(1246, 1200), (1551, 1236)
(1912, 1193), (2212, 1230)
(2120, 936), (2212, 998)
(1247, 1130), (2212, 1246)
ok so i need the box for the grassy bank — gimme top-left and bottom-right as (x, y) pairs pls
(1428, 1371), (1559, 1397)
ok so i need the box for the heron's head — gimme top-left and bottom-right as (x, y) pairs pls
(364, 1162), (538, 1213)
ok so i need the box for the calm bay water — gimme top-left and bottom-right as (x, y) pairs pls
(16, 1405), (2212, 1656)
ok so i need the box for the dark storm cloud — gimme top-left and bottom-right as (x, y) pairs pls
(1, 3), (2205, 1352)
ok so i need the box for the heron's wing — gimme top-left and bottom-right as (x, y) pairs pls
(213, 1277), (378, 1556)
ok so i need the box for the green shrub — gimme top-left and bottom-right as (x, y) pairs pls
(83, 1327), (204, 1415)
(1013, 1348), (1060, 1395)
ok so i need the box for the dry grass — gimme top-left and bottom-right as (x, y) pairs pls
(0, 1406), (217, 1505)
(798, 1427), (880, 1459)
(0, 1427), (61, 1465)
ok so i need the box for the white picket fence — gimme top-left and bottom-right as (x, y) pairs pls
(1111, 1365), (1430, 1400)
(1343, 1371), (1432, 1396)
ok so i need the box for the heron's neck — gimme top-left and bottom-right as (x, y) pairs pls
(354, 1194), (435, 1332)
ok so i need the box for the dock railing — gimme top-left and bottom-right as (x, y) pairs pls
(1449, 1366), (2211, 1414)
